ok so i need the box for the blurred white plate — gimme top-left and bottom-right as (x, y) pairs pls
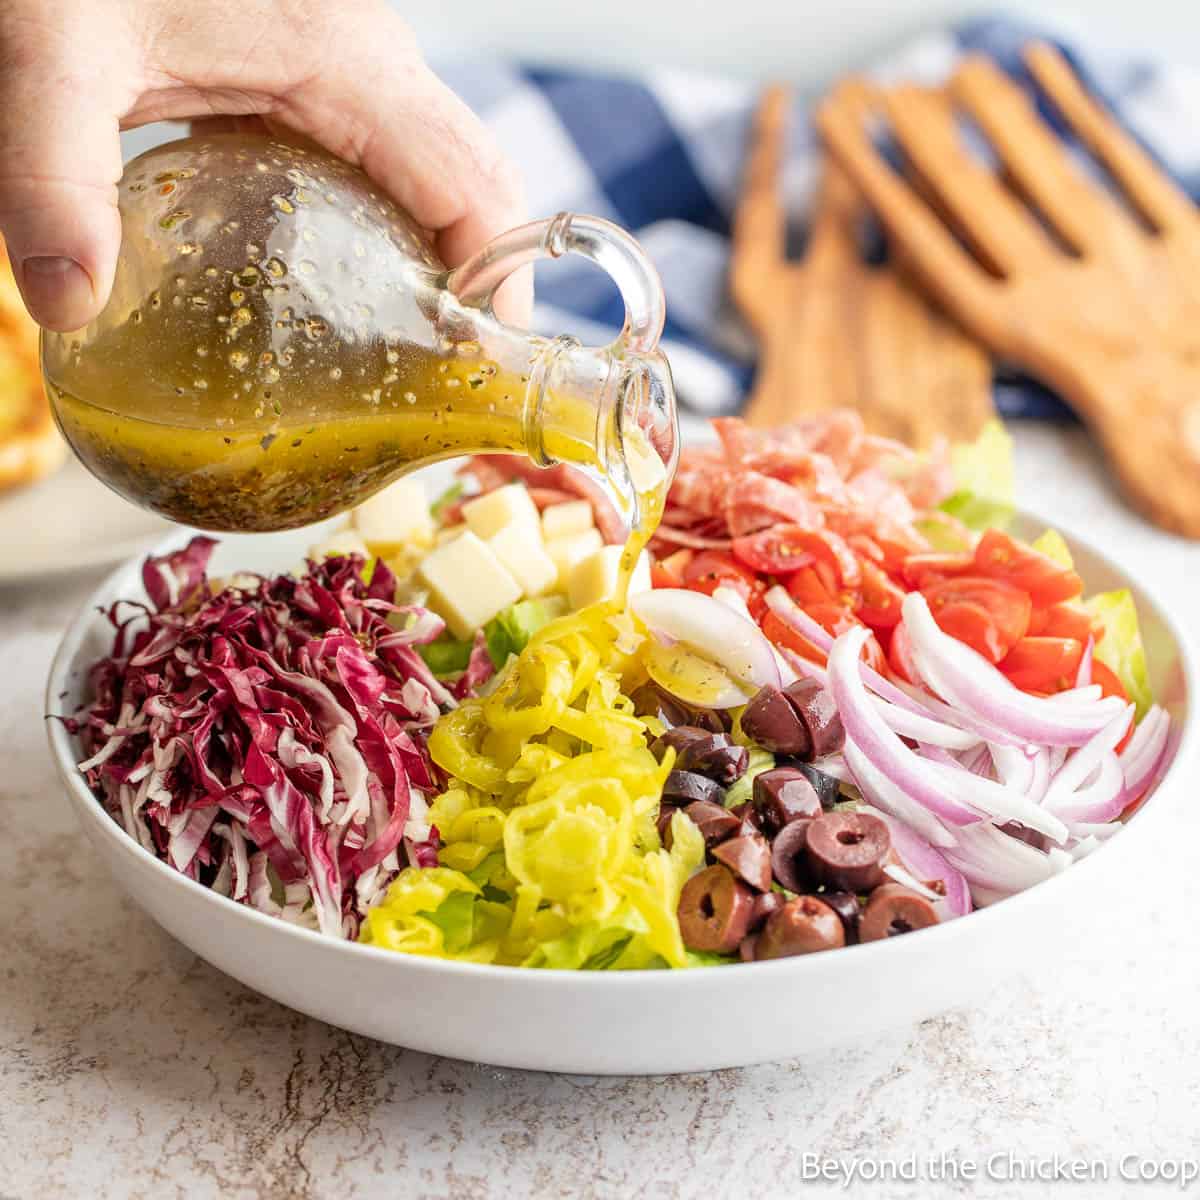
(0, 459), (169, 583)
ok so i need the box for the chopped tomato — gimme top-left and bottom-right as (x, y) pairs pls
(786, 565), (838, 608)
(902, 551), (975, 590)
(1000, 636), (1084, 693)
(1028, 601), (1102, 644)
(731, 527), (814, 576)
(873, 533), (923, 578)
(923, 576), (1032, 663)
(683, 550), (766, 620)
(650, 548), (694, 590)
(683, 550), (756, 590)
(760, 608), (885, 673)
(761, 609), (826, 663)
(856, 560), (906, 630)
(1091, 660), (1127, 701)
(973, 530), (1083, 606)
(847, 534), (885, 566)
(733, 526), (862, 590)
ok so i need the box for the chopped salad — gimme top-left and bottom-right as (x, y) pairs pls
(68, 412), (1173, 968)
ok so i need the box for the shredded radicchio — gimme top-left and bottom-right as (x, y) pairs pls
(67, 537), (452, 938)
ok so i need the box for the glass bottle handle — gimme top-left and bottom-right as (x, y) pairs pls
(445, 212), (666, 354)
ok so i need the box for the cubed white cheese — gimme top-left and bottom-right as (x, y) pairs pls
(544, 528), (604, 591)
(309, 529), (371, 561)
(541, 499), (594, 541)
(488, 521), (558, 598)
(417, 531), (522, 639)
(435, 523), (467, 545)
(461, 483), (541, 541)
(567, 546), (652, 610)
(352, 477), (433, 548)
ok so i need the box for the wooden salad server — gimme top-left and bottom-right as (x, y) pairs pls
(818, 43), (1200, 537)
(731, 83), (994, 448)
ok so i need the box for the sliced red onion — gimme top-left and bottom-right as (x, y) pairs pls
(960, 744), (995, 778)
(874, 701), (983, 750)
(811, 753), (850, 782)
(941, 820), (1072, 903)
(1068, 820), (1125, 841)
(892, 680), (1027, 748)
(1119, 706), (1170, 781)
(1028, 747), (1050, 804)
(767, 587), (1011, 739)
(989, 744), (1035, 795)
(890, 620), (918, 685)
(902, 593), (1126, 747)
(862, 804), (972, 918)
(1042, 705), (1134, 812)
(842, 739), (957, 848)
(1067, 834), (1103, 860)
(924, 760), (1067, 843)
(632, 588), (781, 693)
(786, 649), (979, 750)
(916, 741), (1065, 840)
(780, 647), (828, 686)
(1050, 753), (1124, 824)
(829, 627), (983, 827)
(882, 862), (943, 900)
(1050, 684), (1101, 704)
(1118, 705), (1172, 807)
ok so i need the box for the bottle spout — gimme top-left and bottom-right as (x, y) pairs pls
(449, 212), (680, 537)
(610, 349), (680, 532)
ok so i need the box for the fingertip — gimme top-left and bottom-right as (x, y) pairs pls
(491, 265), (535, 327)
(18, 255), (99, 332)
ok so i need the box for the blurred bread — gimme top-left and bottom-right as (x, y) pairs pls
(0, 240), (66, 494)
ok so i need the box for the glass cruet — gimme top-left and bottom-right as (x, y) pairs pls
(40, 133), (679, 533)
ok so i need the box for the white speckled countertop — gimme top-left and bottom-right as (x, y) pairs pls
(3, 423), (1198, 1200)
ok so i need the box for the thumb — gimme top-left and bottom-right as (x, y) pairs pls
(0, 65), (124, 332)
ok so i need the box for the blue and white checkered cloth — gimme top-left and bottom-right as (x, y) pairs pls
(436, 14), (1200, 423)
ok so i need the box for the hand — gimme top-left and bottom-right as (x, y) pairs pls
(0, 0), (528, 331)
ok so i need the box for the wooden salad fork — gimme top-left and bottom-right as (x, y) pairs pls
(818, 43), (1200, 537)
(731, 83), (994, 448)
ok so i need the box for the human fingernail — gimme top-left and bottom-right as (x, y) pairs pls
(20, 255), (95, 331)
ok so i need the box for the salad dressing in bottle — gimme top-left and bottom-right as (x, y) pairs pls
(41, 135), (678, 544)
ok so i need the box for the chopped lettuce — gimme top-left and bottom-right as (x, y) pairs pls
(940, 419), (1015, 532)
(419, 634), (475, 676)
(722, 747), (775, 809)
(685, 950), (737, 968)
(484, 596), (568, 669)
(1031, 528), (1074, 569)
(1030, 529), (1154, 715)
(425, 890), (478, 954)
(418, 597), (570, 676)
(1086, 589), (1154, 717)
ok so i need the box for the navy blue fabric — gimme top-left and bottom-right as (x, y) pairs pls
(524, 69), (728, 236)
(441, 16), (1200, 420)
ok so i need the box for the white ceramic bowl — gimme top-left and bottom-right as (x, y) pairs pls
(46, 513), (1196, 1074)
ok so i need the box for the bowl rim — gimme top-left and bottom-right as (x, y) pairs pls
(45, 511), (1200, 987)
